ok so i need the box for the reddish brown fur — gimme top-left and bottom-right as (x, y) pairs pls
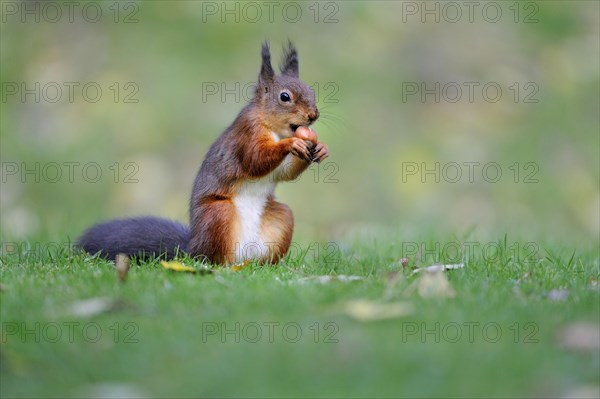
(187, 110), (304, 264)
(238, 118), (297, 178)
(276, 155), (311, 181)
(259, 197), (294, 263)
(189, 196), (239, 264)
(186, 42), (328, 265)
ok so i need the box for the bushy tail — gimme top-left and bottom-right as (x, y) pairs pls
(78, 217), (190, 260)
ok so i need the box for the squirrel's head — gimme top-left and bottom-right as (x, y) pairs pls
(255, 41), (319, 138)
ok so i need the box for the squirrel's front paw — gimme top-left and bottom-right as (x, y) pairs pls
(289, 137), (312, 161)
(311, 141), (329, 163)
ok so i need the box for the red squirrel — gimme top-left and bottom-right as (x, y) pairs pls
(78, 42), (328, 264)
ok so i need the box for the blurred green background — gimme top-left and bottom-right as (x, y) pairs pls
(1, 0), (598, 246)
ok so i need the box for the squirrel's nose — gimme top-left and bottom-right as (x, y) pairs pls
(308, 109), (320, 123)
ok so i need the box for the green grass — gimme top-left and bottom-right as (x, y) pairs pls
(1, 1), (598, 397)
(1, 235), (598, 398)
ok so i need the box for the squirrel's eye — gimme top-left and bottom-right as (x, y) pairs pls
(280, 92), (291, 102)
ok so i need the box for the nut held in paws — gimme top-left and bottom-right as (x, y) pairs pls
(294, 126), (318, 145)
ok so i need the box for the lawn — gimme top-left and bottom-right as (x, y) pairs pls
(1, 1), (599, 397)
(1, 235), (598, 398)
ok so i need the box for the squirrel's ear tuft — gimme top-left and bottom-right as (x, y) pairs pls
(280, 40), (299, 78)
(259, 41), (274, 86)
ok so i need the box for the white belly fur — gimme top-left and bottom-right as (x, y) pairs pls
(233, 174), (275, 262)
(232, 132), (293, 262)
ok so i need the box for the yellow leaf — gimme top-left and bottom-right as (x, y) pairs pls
(161, 260), (197, 273)
(343, 300), (413, 322)
(231, 260), (253, 272)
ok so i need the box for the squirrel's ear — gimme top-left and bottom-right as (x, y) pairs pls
(280, 41), (298, 78)
(259, 42), (274, 87)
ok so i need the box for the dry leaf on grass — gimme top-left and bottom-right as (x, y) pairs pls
(557, 322), (600, 351)
(417, 272), (456, 298)
(289, 275), (364, 285)
(343, 300), (413, 321)
(160, 260), (212, 275)
(231, 260), (253, 272)
(67, 297), (125, 318)
(161, 260), (196, 272)
(412, 263), (464, 274)
(77, 383), (147, 399)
